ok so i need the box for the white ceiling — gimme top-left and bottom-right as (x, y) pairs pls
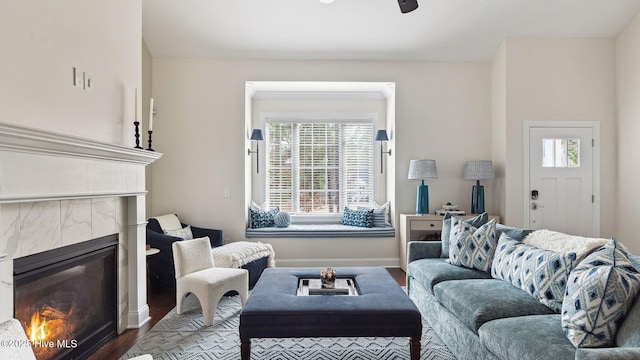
(142, 0), (640, 62)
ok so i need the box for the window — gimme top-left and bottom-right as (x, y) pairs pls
(265, 118), (374, 215)
(542, 138), (580, 168)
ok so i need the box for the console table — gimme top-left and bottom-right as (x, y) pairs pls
(399, 213), (499, 271)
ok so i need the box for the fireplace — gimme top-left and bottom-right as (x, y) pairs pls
(13, 235), (118, 360)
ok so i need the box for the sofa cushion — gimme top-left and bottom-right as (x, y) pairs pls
(441, 212), (488, 258)
(448, 218), (497, 272)
(562, 238), (640, 348)
(407, 258), (491, 295)
(492, 234), (577, 312)
(617, 290), (640, 348)
(433, 279), (555, 333)
(479, 314), (576, 360)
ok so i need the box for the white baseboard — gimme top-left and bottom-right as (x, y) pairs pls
(275, 258), (400, 268)
(127, 305), (151, 329)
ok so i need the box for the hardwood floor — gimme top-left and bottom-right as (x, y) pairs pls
(88, 267), (406, 360)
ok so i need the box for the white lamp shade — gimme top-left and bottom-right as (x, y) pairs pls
(408, 159), (438, 180)
(463, 160), (494, 180)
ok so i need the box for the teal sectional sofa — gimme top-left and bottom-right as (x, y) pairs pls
(406, 225), (640, 360)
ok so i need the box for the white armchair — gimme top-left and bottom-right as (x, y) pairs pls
(172, 237), (249, 326)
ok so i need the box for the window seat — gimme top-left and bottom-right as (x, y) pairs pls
(245, 224), (395, 238)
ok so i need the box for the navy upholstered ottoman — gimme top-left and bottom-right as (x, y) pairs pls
(239, 267), (422, 360)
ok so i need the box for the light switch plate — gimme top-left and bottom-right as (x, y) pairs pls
(73, 67), (83, 88)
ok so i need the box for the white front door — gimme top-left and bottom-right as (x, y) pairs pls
(528, 126), (595, 236)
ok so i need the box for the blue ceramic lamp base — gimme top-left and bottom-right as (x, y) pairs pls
(416, 180), (429, 215)
(471, 180), (485, 214)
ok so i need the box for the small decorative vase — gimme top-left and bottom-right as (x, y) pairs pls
(320, 267), (337, 289)
(321, 276), (336, 289)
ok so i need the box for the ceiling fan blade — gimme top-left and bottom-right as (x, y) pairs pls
(398, 0), (418, 13)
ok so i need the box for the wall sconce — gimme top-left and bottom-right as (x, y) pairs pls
(375, 130), (392, 174)
(247, 129), (264, 173)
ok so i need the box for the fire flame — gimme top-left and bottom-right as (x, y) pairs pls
(26, 312), (50, 343)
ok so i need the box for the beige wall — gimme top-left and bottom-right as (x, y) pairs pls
(143, 40), (153, 214)
(491, 42), (507, 222)
(496, 38), (617, 237)
(149, 59), (492, 265)
(616, 13), (640, 254)
(0, 0), (142, 145)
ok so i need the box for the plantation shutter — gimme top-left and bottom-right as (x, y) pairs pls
(266, 123), (294, 212)
(266, 120), (373, 215)
(342, 123), (374, 209)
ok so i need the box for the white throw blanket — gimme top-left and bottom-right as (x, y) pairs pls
(211, 241), (276, 269)
(152, 214), (182, 231)
(522, 229), (609, 263)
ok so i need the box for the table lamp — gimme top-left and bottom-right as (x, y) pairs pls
(408, 159), (438, 215)
(463, 160), (494, 214)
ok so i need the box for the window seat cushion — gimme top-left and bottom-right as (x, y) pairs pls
(245, 224), (395, 238)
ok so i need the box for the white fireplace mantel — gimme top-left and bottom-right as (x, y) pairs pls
(0, 122), (161, 203)
(0, 122), (161, 330)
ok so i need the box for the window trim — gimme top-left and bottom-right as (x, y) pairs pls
(257, 112), (381, 224)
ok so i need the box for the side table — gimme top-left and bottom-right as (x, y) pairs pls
(145, 247), (160, 295)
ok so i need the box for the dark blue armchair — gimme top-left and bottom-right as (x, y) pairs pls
(146, 216), (269, 293)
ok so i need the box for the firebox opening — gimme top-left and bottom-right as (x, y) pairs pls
(14, 234), (118, 360)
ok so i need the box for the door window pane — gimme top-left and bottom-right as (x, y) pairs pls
(542, 138), (580, 168)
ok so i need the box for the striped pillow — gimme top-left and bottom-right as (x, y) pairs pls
(358, 201), (391, 227)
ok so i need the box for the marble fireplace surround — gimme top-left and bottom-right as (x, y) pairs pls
(0, 122), (161, 333)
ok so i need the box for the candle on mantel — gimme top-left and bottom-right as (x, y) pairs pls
(149, 98), (154, 131)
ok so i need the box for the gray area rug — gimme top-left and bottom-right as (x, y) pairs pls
(122, 294), (455, 360)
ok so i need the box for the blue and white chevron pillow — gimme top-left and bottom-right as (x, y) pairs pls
(342, 207), (374, 228)
(562, 238), (640, 348)
(447, 218), (497, 273)
(492, 234), (577, 312)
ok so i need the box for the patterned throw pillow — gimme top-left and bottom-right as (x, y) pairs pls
(441, 212), (488, 258)
(342, 207), (374, 228)
(163, 225), (194, 240)
(492, 234), (577, 312)
(447, 218), (497, 273)
(358, 201), (391, 227)
(562, 238), (640, 348)
(250, 208), (280, 228)
(273, 211), (291, 228)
